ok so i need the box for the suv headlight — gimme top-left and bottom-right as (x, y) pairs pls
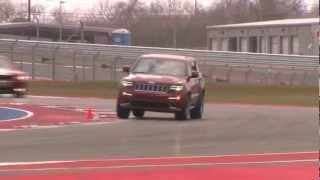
(121, 80), (133, 87)
(170, 85), (184, 91)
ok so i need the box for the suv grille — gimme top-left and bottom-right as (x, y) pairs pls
(131, 100), (169, 109)
(134, 83), (168, 93)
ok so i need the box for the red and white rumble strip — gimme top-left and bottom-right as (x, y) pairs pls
(0, 152), (317, 180)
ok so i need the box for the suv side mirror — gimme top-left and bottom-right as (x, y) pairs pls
(191, 71), (199, 78)
(123, 66), (130, 73)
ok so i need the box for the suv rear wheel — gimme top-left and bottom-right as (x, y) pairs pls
(133, 110), (145, 119)
(190, 94), (204, 119)
(117, 104), (130, 119)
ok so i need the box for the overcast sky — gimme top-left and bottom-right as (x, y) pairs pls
(15, 0), (213, 12)
(15, 0), (316, 13)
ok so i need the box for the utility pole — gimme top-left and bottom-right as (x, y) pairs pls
(59, 0), (65, 41)
(28, 0), (31, 21)
(194, 0), (198, 16)
(80, 20), (84, 43)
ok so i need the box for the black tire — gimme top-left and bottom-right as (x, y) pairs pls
(133, 110), (145, 119)
(117, 104), (130, 119)
(14, 92), (25, 98)
(175, 96), (191, 121)
(190, 94), (204, 119)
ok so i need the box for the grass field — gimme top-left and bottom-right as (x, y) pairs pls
(28, 81), (317, 107)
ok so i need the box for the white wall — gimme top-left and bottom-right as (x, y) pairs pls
(292, 36), (299, 54)
(282, 36), (289, 54)
(211, 38), (219, 51)
(271, 36), (280, 54)
(222, 38), (228, 51)
(240, 37), (248, 52)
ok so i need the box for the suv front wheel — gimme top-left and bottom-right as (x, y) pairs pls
(190, 94), (204, 119)
(175, 96), (191, 120)
(117, 104), (130, 119)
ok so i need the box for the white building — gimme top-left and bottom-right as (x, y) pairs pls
(207, 18), (319, 56)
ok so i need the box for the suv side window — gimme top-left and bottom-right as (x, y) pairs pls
(186, 63), (192, 76)
(191, 61), (198, 72)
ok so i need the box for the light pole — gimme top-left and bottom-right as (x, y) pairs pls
(35, 16), (40, 40)
(59, 0), (65, 41)
(28, 0), (31, 21)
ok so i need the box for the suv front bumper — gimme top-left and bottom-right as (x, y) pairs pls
(118, 90), (187, 112)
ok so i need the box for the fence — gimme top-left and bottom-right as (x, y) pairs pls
(0, 39), (318, 85)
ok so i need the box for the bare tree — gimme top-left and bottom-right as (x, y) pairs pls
(166, 0), (184, 48)
(149, 0), (165, 15)
(51, 5), (76, 24)
(30, 4), (46, 22)
(0, 0), (15, 22)
(309, 1), (319, 17)
(86, 0), (146, 28)
(251, 0), (306, 20)
(95, 0), (115, 23)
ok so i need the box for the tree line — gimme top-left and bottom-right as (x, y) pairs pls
(0, 0), (318, 48)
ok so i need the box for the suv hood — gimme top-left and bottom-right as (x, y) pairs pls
(124, 74), (186, 84)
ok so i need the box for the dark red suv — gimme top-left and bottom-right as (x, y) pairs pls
(0, 56), (28, 98)
(117, 54), (205, 120)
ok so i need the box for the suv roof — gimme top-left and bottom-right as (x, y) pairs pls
(140, 54), (195, 62)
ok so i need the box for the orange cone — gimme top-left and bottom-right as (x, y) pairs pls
(86, 108), (94, 121)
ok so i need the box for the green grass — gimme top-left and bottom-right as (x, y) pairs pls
(206, 83), (317, 106)
(29, 81), (119, 98)
(28, 81), (318, 107)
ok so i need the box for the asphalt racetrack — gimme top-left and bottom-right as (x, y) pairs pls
(0, 95), (317, 179)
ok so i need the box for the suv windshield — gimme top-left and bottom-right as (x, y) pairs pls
(0, 59), (12, 69)
(132, 58), (187, 77)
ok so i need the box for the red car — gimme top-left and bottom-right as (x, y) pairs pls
(0, 56), (28, 98)
(117, 54), (205, 120)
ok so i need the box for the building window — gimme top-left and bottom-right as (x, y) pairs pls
(228, 37), (237, 52)
(209, 38), (213, 50)
(258, 36), (266, 53)
(217, 38), (223, 51)
(248, 37), (258, 53)
(289, 35), (299, 54)
(279, 36), (283, 54)
(268, 36), (273, 54)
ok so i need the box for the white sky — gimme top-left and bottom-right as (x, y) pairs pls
(16, 0), (213, 12)
(15, 0), (316, 13)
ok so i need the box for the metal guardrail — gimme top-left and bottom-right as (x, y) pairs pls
(0, 39), (318, 69)
(0, 39), (318, 85)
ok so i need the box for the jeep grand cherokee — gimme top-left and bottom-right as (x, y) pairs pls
(117, 54), (205, 120)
